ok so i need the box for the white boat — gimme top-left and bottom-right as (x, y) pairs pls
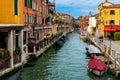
(80, 34), (86, 39)
(85, 45), (103, 56)
(79, 32), (87, 39)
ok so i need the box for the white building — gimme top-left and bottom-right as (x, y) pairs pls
(87, 15), (97, 34)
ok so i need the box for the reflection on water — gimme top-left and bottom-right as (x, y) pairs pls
(18, 32), (119, 80)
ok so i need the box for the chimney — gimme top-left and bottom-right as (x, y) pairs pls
(105, 0), (108, 2)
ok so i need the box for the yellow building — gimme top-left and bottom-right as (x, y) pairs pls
(0, 0), (24, 72)
(0, 0), (24, 24)
(98, 0), (120, 37)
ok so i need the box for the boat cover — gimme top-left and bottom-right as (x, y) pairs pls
(87, 45), (102, 54)
(88, 58), (107, 71)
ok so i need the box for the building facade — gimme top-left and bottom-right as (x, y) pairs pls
(87, 14), (97, 35)
(0, 0), (24, 75)
(98, 0), (120, 37)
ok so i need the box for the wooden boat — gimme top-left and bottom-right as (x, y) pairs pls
(85, 45), (103, 56)
(88, 58), (107, 76)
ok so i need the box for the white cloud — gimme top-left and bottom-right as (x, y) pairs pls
(56, 0), (120, 18)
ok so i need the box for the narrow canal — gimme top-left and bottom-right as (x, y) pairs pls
(18, 32), (118, 80)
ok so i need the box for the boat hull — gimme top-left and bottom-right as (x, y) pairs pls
(92, 69), (105, 76)
(89, 68), (106, 76)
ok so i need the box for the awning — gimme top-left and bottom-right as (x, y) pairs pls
(104, 28), (116, 32)
(104, 25), (120, 32)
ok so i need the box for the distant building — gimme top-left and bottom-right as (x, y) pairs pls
(78, 16), (89, 31)
(87, 14), (97, 35)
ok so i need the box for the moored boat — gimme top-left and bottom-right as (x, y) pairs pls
(85, 45), (103, 56)
(55, 40), (63, 47)
(88, 58), (107, 76)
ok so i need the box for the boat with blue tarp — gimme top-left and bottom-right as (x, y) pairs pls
(55, 40), (63, 47)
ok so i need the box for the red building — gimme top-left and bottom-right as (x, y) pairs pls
(78, 16), (89, 31)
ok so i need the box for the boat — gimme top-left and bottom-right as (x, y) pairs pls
(88, 58), (107, 76)
(62, 35), (67, 40)
(55, 40), (63, 47)
(79, 32), (86, 40)
(85, 45), (103, 56)
(60, 37), (66, 43)
(60, 36), (67, 43)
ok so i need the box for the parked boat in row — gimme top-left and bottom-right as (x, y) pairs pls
(55, 35), (67, 47)
(88, 58), (107, 76)
(85, 44), (107, 76)
(85, 44), (103, 56)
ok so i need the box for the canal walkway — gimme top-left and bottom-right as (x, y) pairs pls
(86, 33), (120, 77)
(17, 32), (119, 80)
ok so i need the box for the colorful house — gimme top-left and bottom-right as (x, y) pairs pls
(87, 13), (97, 35)
(0, 0), (24, 75)
(78, 16), (89, 31)
(98, 0), (120, 37)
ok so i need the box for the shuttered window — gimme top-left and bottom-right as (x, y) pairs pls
(14, 0), (18, 15)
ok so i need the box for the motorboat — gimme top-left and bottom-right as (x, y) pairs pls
(85, 45), (103, 56)
(88, 58), (107, 76)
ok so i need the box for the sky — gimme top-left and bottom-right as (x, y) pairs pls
(54, 0), (120, 19)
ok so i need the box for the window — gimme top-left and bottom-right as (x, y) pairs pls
(29, 16), (31, 24)
(106, 20), (108, 24)
(24, 0), (27, 7)
(28, 15), (29, 24)
(28, 0), (32, 8)
(34, 16), (37, 24)
(23, 32), (26, 44)
(110, 10), (115, 15)
(14, 0), (18, 15)
(24, 15), (26, 23)
(109, 20), (114, 26)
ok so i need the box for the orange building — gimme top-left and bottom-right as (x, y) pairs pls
(78, 16), (89, 31)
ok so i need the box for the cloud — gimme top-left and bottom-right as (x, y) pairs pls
(56, 0), (120, 18)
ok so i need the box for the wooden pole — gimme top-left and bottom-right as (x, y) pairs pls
(104, 46), (107, 62)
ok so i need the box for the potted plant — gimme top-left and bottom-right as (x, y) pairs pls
(0, 52), (4, 59)
(4, 49), (10, 58)
(13, 47), (21, 64)
(0, 50), (11, 70)
(14, 47), (21, 55)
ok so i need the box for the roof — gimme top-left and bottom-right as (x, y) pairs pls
(105, 4), (120, 8)
(98, 0), (113, 7)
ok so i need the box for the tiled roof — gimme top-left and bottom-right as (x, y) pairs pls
(106, 4), (120, 8)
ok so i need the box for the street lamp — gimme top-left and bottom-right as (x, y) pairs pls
(108, 20), (114, 67)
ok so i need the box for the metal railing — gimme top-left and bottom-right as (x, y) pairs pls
(87, 33), (120, 70)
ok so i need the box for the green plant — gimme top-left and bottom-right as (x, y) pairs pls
(0, 52), (4, 59)
(4, 50), (8, 57)
(38, 41), (42, 46)
(7, 50), (10, 57)
(114, 32), (120, 40)
(91, 27), (96, 31)
(15, 47), (21, 54)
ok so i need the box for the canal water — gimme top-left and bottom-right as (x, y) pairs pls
(18, 32), (119, 80)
